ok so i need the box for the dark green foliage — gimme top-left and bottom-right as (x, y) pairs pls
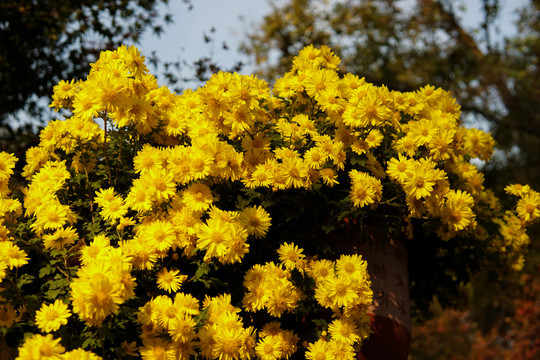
(0, 0), (189, 124)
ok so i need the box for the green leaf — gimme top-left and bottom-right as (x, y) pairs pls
(45, 288), (62, 300)
(39, 265), (55, 278)
(82, 337), (95, 349)
(350, 156), (366, 166)
(84, 221), (102, 237)
(321, 223), (336, 234)
(195, 306), (210, 328)
(235, 195), (250, 210)
(312, 318), (328, 328)
(17, 274), (34, 288)
(50, 276), (69, 289)
(192, 262), (210, 283)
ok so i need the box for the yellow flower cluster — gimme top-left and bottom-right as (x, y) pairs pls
(495, 184), (540, 268)
(506, 184), (540, 224)
(24, 160), (74, 238)
(243, 243), (373, 357)
(242, 262), (304, 317)
(38, 44), (510, 236)
(0, 42), (537, 359)
(16, 333), (102, 360)
(135, 293), (268, 360)
(0, 152), (26, 285)
(71, 235), (135, 326)
(309, 254), (373, 352)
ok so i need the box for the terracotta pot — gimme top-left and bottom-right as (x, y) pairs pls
(356, 237), (411, 360)
(332, 223), (411, 359)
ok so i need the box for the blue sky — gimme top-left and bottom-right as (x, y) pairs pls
(138, 0), (271, 88)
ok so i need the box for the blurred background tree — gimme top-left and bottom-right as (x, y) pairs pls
(409, 266), (540, 359)
(0, 0), (188, 125)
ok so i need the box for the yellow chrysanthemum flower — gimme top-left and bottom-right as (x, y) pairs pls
(386, 154), (413, 184)
(255, 336), (283, 360)
(505, 183), (532, 197)
(94, 188), (127, 221)
(409, 118), (435, 146)
(94, 188), (116, 205)
(273, 329), (299, 359)
(278, 157), (309, 189)
(516, 191), (540, 223)
(121, 236), (158, 270)
(62, 348), (103, 360)
(80, 234), (111, 266)
(16, 333), (65, 360)
(125, 179), (153, 213)
(139, 337), (176, 360)
(187, 148), (214, 180)
(317, 85), (346, 114)
(182, 182), (213, 212)
(248, 164), (274, 188)
(0, 261), (7, 282)
(35, 299), (71, 332)
(238, 205), (271, 239)
(266, 283), (300, 317)
(0, 152), (17, 181)
(70, 254), (132, 326)
(218, 221), (250, 264)
(428, 129), (454, 161)
(0, 241), (29, 269)
(328, 317), (360, 345)
(156, 267), (187, 293)
(210, 141), (244, 181)
(72, 87), (100, 121)
(306, 338), (330, 360)
(133, 144), (162, 173)
(31, 200), (70, 233)
(393, 134), (418, 157)
(335, 254), (368, 281)
(277, 242), (306, 271)
(196, 217), (232, 262)
(440, 190), (476, 232)
(349, 170), (382, 207)
(304, 147), (327, 170)
(71, 274), (123, 326)
(307, 259), (334, 283)
(238, 326), (258, 360)
(167, 313), (197, 343)
(242, 263), (301, 317)
(141, 167), (176, 204)
(365, 129), (384, 149)
(139, 219), (176, 253)
(168, 206), (203, 237)
(462, 127), (495, 160)
(33, 161), (68, 185)
(212, 328), (245, 360)
(304, 68), (340, 100)
(0, 198), (20, 222)
(403, 160), (438, 199)
(223, 104), (256, 136)
(0, 302), (17, 327)
(328, 340), (356, 360)
(354, 92), (388, 127)
(319, 167), (339, 187)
